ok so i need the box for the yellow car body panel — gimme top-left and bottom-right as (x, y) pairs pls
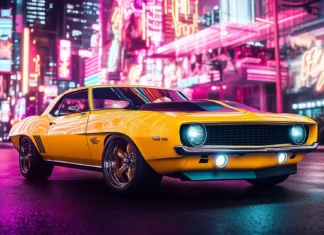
(9, 85), (318, 177)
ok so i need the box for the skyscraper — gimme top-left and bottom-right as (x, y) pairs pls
(25, 0), (46, 28)
(47, 0), (99, 50)
(65, 0), (99, 50)
(46, 0), (99, 91)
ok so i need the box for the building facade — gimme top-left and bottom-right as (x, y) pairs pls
(99, 0), (318, 112)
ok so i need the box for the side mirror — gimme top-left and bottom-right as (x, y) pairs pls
(68, 106), (80, 113)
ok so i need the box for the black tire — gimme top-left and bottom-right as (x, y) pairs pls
(102, 134), (162, 194)
(19, 136), (54, 180)
(246, 175), (289, 187)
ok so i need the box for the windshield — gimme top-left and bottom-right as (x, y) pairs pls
(92, 87), (188, 110)
(223, 101), (260, 112)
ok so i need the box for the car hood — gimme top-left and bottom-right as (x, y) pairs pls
(140, 100), (315, 124)
(161, 111), (315, 124)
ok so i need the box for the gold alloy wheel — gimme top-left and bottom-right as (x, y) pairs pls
(20, 139), (32, 174)
(104, 138), (136, 189)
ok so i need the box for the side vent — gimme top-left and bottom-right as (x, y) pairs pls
(33, 135), (46, 153)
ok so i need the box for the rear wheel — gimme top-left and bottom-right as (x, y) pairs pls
(246, 175), (289, 187)
(102, 135), (162, 194)
(19, 137), (54, 180)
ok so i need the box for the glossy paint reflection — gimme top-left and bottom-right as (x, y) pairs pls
(8, 85), (318, 174)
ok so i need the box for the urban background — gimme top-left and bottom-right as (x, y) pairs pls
(0, 0), (324, 142)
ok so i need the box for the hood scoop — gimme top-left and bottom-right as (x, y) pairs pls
(140, 100), (239, 112)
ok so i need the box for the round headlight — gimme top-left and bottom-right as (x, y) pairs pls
(186, 124), (207, 147)
(290, 125), (306, 145)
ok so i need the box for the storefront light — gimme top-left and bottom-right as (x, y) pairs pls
(312, 102), (316, 108)
(307, 102), (311, 108)
(317, 101), (322, 107)
(292, 104), (297, 110)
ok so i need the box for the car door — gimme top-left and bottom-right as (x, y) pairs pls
(46, 89), (91, 163)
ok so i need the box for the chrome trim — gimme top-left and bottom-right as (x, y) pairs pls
(174, 143), (318, 155)
(46, 160), (102, 172)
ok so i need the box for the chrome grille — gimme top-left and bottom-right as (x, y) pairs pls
(204, 124), (295, 146)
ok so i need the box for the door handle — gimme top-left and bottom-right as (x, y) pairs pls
(49, 121), (56, 126)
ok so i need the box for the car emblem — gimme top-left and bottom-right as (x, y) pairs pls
(90, 137), (99, 144)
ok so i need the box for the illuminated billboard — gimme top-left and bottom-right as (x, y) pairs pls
(0, 9), (12, 73)
(1, 100), (10, 122)
(58, 39), (72, 80)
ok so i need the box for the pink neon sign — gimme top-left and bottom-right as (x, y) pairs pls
(146, 0), (163, 47)
(301, 47), (324, 92)
(58, 39), (72, 80)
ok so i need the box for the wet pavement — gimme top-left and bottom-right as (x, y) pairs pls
(1, 142), (324, 234)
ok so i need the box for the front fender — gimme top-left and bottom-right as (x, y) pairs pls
(86, 110), (184, 167)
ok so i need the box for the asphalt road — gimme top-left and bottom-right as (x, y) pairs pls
(1, 143), (324, 235)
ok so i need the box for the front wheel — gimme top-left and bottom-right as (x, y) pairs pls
(246, 175), (289, 187)
(19, 137), (54, 180)
(102, 135), (162, 194)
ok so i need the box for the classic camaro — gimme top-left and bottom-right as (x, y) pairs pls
(9, 85), (318, 193)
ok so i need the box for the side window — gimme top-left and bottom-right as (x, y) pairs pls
(93, 87), (130, 109)
(50, 97), (65, 117)
(59, 90), (89, 116)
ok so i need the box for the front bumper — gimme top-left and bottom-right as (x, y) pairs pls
(174, 143), (318, 156)
(180, 165), (297, 181)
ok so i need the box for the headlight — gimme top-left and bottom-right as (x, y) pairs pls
(290, 124), (306, 145)
(181, 124), (207, 147)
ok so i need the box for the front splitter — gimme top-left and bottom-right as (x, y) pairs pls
(181, 165), (297, 181)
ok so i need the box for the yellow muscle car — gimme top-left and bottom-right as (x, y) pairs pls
(9, 85), (318, 193)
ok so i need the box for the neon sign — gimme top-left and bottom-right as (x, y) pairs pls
(22, 28), (30, 94)
(144, 0), (163, 47)
(107, 37), (120, 72)
(171, 0), (199, 38)
(58, 39), (71, 80)
(111, 0), (134, 41)
(301, 47), (324, 92)
(111, 5), (122, 38)
(29, 54), (40, 87)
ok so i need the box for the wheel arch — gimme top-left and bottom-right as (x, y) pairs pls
(101, 132), (149, 168)
(103, 132), (135, 146)
(17, 135), (43, 156)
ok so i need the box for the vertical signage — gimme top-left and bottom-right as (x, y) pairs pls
(22, 28), (30, 94)
(58, 40), (72, 80)
(29, 54), (40, 87)
(146, 0), (163, 47)
(0, 12), (13, 72)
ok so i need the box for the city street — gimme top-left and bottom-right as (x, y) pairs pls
(1, 143), (324, 234)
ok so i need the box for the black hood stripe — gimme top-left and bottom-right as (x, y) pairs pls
(140, 100), (238, 112)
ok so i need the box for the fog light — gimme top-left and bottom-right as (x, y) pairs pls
(278, 153), (287, 164)
(216, 154), (228, 168)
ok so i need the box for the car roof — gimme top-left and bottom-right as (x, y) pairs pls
(42, 84), (180, 116)
(60, 84), (177, 95)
